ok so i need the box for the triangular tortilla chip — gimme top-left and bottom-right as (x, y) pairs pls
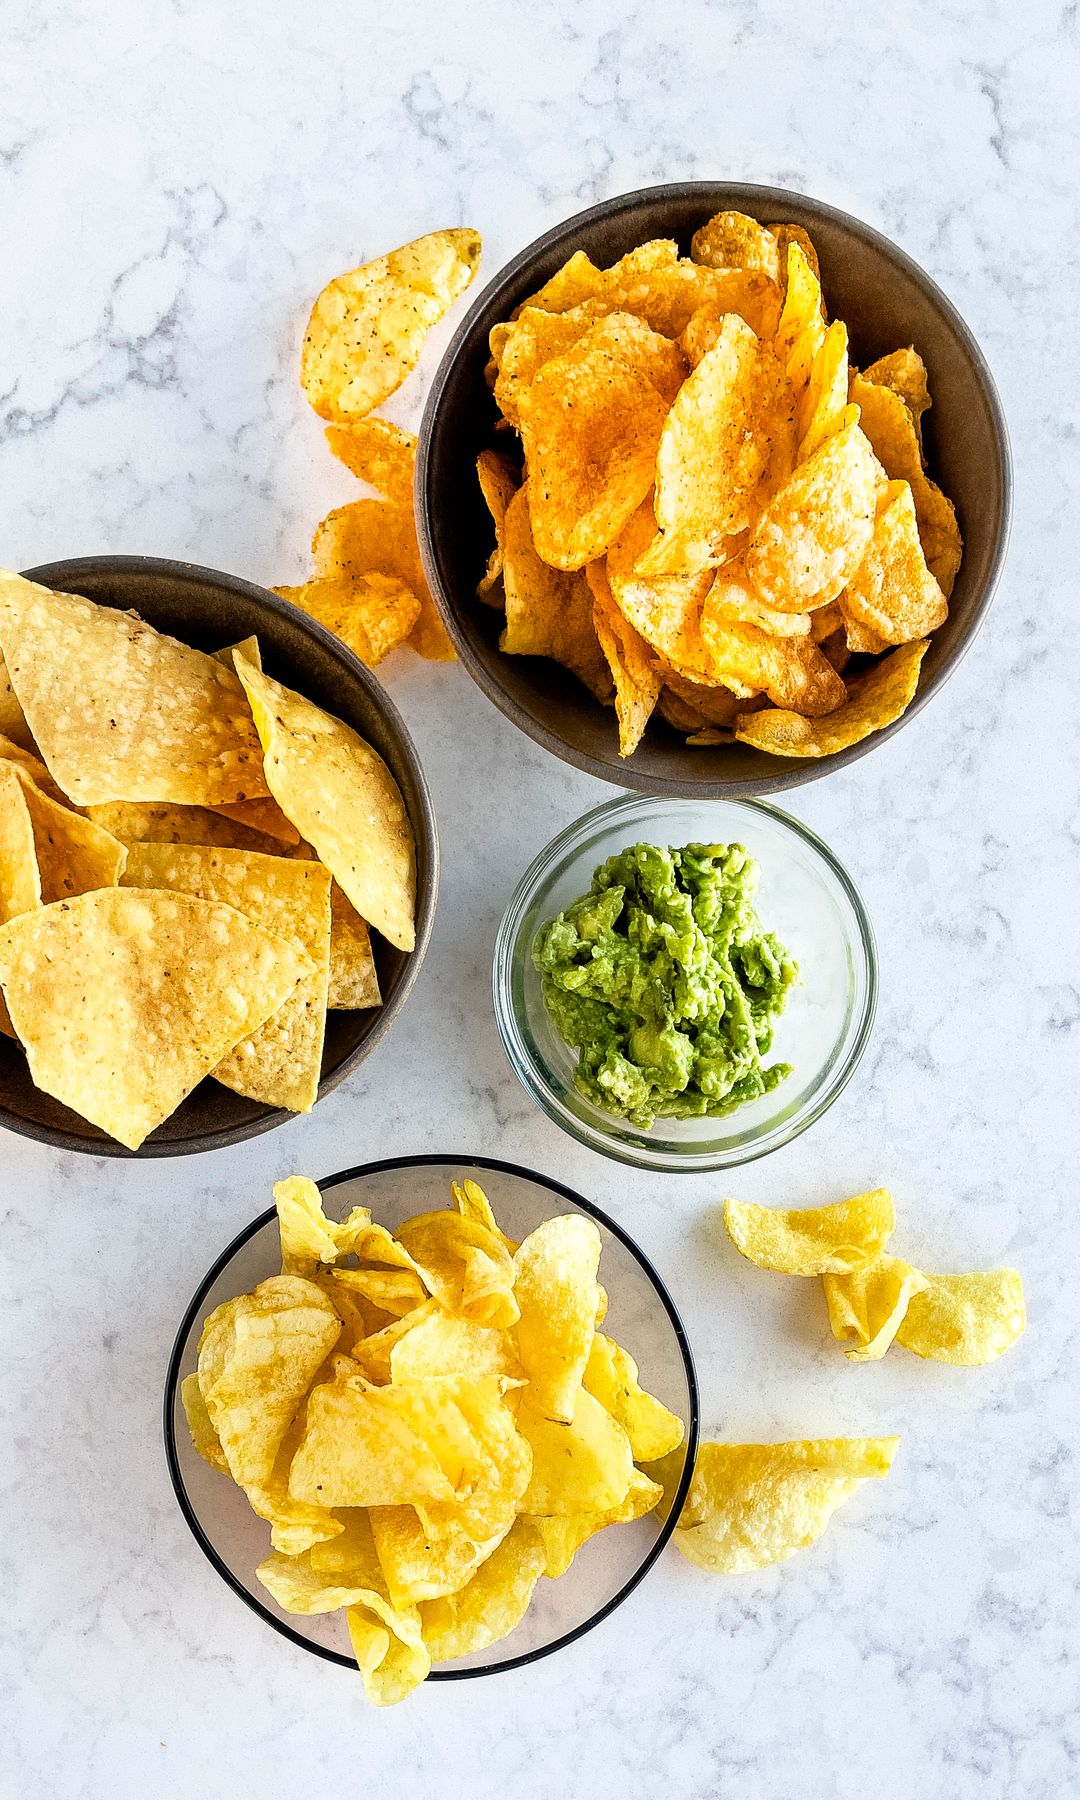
(0, 764), (40, 924)
(15, 770), (127, 902)
(328, 883), (381, 1009)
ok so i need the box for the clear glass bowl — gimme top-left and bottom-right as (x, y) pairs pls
(493, 794), (876, 1173)
(163, 1156), (699, 1681)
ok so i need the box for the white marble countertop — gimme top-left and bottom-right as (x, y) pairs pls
(2, 3), (1076, 1796)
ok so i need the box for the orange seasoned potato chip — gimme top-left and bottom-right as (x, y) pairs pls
(735, 638), (929, 757)
(745, 412), (878, 612)
(798, 320), (849, 462)
(862, 346), (931, 441)
(276, 571), (421, 668)
(475, 449), (520, 602)
(323, 417), (416, 507)
(850, 371), (962, 595)
(499, 485), (612, 701)
(312, 497), (453, 662)
(691, 210), (781, 281)
(774, 242), (827, 397)
(840, 480), (947, 646)
(587, 559), (662, 757)
(701, 573), (846, 713)
(606, 500), (717, 683)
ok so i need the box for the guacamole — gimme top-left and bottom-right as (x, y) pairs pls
(533, 842), (797, 1128)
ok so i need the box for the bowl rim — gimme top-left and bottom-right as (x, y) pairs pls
(416, 178), (1013, 798)
(162, 1152), (701, 1680)
(1, 552), (439, 1157)
(493, 792), (878, 1172)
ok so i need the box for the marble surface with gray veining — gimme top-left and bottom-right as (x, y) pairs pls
(1, 3), (1077, 1796)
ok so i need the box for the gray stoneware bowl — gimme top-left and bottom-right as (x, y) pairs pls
(416, 181), (1011, 797)
(0, 555), (438, 1157)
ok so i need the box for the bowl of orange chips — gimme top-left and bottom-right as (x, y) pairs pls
(417, 182), (1011, 795)
(165, 1155), (698, 1703)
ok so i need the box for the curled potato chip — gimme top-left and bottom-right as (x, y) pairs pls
(500, 485), (612, 701)
(824, 1255), (931, 1361)
(181, 1371), (228, 1473)
(587, 559), (662, 757)
(275, 572), (421, 668)
(519, 249), (607, 315)
(723, 1190), (895, 1276)
(301, 229), (481, 421)
(657, 672), (743, 733)
(746, 413), (878, 612)
(735, 638), (929, 757)
(334, 1265), (429, 1317)
(324, 417), (416, 507)
(582, 1333), (684, 1461)
(673, 1437), (899, 1572)
(643, 317), (795, 572)
(312, 497), (454, 662)
(895, 1268), (1026, 1365)
(862, 346), (931, 442)
(512, 1213), (602, 1422)
(849, 372), (962, 596)
(774, 243), (826, 397)
(347, 1601), (430, 1707)
(700, 571), (846, 713)
(475, 449), (520, 602)
(452, 1178), (517, 1254)
(420, 1520), (547, 1663)
(691, 211), (780, 281)
(769, 222), (821, 290)
(518, 313), (685, 570)
(530, 1467), (663, 1578)
(491, 300), (612, 427)
(395, 1210), (520, 1330)
(517, 1388), (634, 1516)
(839, 480), (947, 647)
(349, 1303), (437, 1383)
(798, 320), (849, 462)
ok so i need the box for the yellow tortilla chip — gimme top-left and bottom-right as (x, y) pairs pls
(475, 449), (520, 602)
(86, 799), (286, 856)
(275, 572), (421, 668)
(849, 372), (962, 595)
(586, 560), (662, 757)
(0, 572), (268, 806)
(0, 730), (67, 802)
(673, 1438), (899, 1573)
(839, 480), (947, 646)
(895, 1268), (1026, 1365)
(690, 210), (780, 281)
(734, 639), (929, 757)
(311, 497), (453, 662)
(723, 1190), (896, 1275)
(745, 413), (877, 612)
(824, 1255), (931, 1361)
(122, 843), (331, 1113)
(300, 228), (481, 421)
(327, 882), (381, 1009)
(419, 1521), (547, 1663)
(0, 887), (312, 1148)
(0, 651), (33, 749)
(211, 797), (300, 846)
(517, 313), (685, 570)
(324, 417), (416, 507)
(499, 486), (612, 701)
(233, 652), (416, 952)
(0, 764), (41, 923)
(15, 771), (126, 903)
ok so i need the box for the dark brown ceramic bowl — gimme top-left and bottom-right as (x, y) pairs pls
(0, 556), (438, 1158)
(417, 182), (1011, 797)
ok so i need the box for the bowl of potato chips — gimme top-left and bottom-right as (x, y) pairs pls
(164, 1156), (698, 1702)
(417, 182), (1010, 795)
(0, 557), (436, 1155)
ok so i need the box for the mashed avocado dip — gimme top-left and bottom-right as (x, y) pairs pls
(533, 841), (797, 1128)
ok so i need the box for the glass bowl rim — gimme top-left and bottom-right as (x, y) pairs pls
(493, 793), (878, 1173)
(162, 1151), (701, 1681)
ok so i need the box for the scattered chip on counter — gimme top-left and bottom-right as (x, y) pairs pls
(723, 1190), (896, 1275)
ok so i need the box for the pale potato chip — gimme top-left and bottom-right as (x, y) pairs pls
(180, 1371), (228, 1474)
(327, 883), (381, 1009)
(735, 639), (929, 757)
(0, 888), (312, 1148)
(500, 485), (613, 701)
(691, 211), (780, 281)
(0, 572), (268, 806)
(301, 228), (481, 420)
(451, 1178), (517, 1254)
(274, 1173), (373, 1276)
(798, 320), (849, 462)
(824, 1255), (931, 1361)
(642, 317), (795, 572)
(475, 448), (520, 602)
(606, 500), (716, 683)
(512, 1214), (601, 1422)
(16, 771), (126, 903)
(673, 1438), (899, 1573)
(895, 1268), (1026, 1364)
(370, 1505), (501, 1609)
(586, 559), (662, 757)
(275, 571), (421, 668)
(324, 417), (416, 507)
(0, 764), (41, 923)
(308, 1507), (387, 1583)
(333, 1266), (429, 1317)
(346, 1601), (430, 1707)
(839, 480), (947, 646)
(745, 414), (877, 611)
(312, 498), (454, 662)
(723, 1190), (896, 1275)
(287, 1373), (460, 1509)
(122, 842), (331, 1113)
(849, 372), (962, 595)
(350, 1304), (438, 1383)
(518, 1388), (635, 1516)
(388, 1307), (521, 1385)
(0, 651), (33, 749)
(396, 1210), (520, 1331)
(530, 1467), (663, 1578)
(700, 574), (846, 713)
(419, 1521), (546, 1663)
(86, 799), (285, 856)
(413, 1376), (531, 1546)
(582, 1334), (684, 1461)
(233, 652), (416, 952)
(518, 313), (685, 569)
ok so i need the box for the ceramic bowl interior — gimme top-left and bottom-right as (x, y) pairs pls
(0, 556), (437, 1156)
(493, 794), (876, 1172)
(417, 181), (1011, 797)
(164, 1154), (699, 1678)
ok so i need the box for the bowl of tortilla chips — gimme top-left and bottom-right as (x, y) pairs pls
(0, 556), (437, 1156)
(416, 181), (1010, 796)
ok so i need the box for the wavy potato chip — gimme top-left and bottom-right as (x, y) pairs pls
(301, 228), (481, 420)
(582, 1333), (684, 1462)
(643, 317), (795, 572)
(180, 1371), (228, 1474)
(691, 210), (780, 281)
(518, 313), (685, 569)
(512, 1213), (602, 1422)
(333, 1266), (429, 1317)
(475, 449), (520, 601)
(840, 479), (947, 646)
(861, 346), (931, 442)
(499, 485), (612, 701)
(518, 1388), (634, 1516)
(274, 1174), (373, 1276)
(673, 1438), (899, 1573)
(370, 1505), (501, 1609)
(0, 572), (269, 807)
(746, 413), (878, 612)
(420, 1520), (547, 1664)
(518, 248), (607, 314)
(700, 572), (845, 713)
(895, 1268), (1026, 1365)
(122, 843), (331, 1113)
(824, 1255), (931, 1361)
(770, 222), (821, 290)
(587, 559), (662, 757)
(735, 638), (929, 757)
(798, 320), (849, 462)
(233, 652), (416, 952)
(491, 299), (613, 428)
(451, 1178), (517, 1254)
(275, 572), (421, 668)
(850, 372), (962, 595)
(388, 1307), (521, 1385)
(723, 1190), (896, 1275)
(312, 497), (453, 662)
(0, 888), (312, 1147)
(530, 1467), (663, 1578)
(324, 417), (416, 507)
(0, 764), (41, 923)
(396, 1210), (519, 1330)
(288, 1373), (460, 1509)
(346, 1601), (431, 1708)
